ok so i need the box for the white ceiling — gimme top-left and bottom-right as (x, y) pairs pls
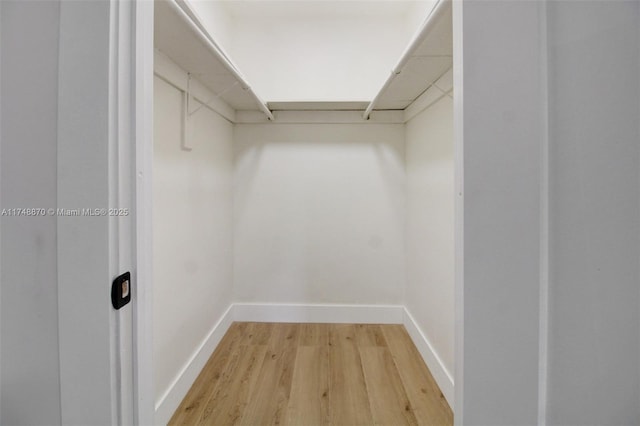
(218, 0), (421, 19)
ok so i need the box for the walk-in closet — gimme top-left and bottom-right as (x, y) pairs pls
(153, 0), (454, 424)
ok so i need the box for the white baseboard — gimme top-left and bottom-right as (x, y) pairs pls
(233, 303), (404, 324)
(154, 304), (234, 425)
(402, 307), (455, 409)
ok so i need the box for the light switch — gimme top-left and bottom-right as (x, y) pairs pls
(112, 272), (131, 310)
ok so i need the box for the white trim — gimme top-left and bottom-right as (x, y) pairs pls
(0, 0), (3, 420)
(110, 0), (137, 421)
(154, 305), (234, 425)
(452, 0), (465, 422)
(402, 308), (455, 409)
(133, 0), (155, 424)
(233, 303), (404, 324)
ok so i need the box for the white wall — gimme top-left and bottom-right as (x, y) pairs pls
(545, 1), (640, 424)
(1, 2), (62, 424)
(153, 76), (234, 406)
(187, 0), (235, 55)
(405, 96), (454, 383)
(234, 123), (405, 305)
(405, 0), (437, 41)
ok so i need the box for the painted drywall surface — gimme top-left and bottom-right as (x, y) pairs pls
(546, 1), (640, 424)
(234, 123), (405, 305)
(405, 96), (454, 380)
(187, 0), (235, 55)
(405, 0), (437, 41)
(229, 14), (409, 101)
(456, 1), (544, 424)
(153, 76), (234, 403)
(0, 1), (62, 424)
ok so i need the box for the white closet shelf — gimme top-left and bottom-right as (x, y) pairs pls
(268, 101), (370, 111)
(364, 0), (452, 118)
(155, 0), (451, 123)
(154, 0), (273, 120)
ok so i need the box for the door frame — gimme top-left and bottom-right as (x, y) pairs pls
(132, 0), (155, 424)
(128, 2), (548, 425)
(54, 0), (150, 423)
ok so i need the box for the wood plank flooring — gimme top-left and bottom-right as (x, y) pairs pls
(169, 322), (453, 426)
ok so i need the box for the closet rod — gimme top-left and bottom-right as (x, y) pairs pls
(363, 0), (451, 120)
(166, 0), (274, 121)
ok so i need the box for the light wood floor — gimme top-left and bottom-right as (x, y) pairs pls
(169, 322), (453, 426)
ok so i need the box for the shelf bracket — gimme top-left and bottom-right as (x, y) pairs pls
(187, 77), (240, 117)
(181, 73), (193, 151)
